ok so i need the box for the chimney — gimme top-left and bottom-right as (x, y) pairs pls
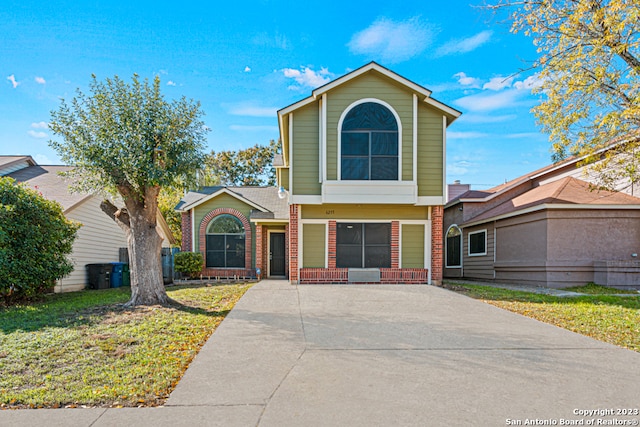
(447, 181), (471, 202)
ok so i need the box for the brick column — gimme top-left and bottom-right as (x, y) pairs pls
(431, 206), (444, 284)
(255, 224), (264, 278)
(181, 212), (192, 252)
(328, 220), (337, 268)
(285, 225), (289, 280)
(289, 204), (299, 284)
(391, 221), (400, 268)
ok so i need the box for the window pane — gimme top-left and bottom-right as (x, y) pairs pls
(342, 132), (369, 155)
(342, 102), (398, 131)
(371, 157), (398, 180)
(226, 251), (245, 268)
(337, 223), (362, 244)
(206, 251), (225, 268)
(364, 246), (391, 268)
(208, 214), (243, 233)
(365, 223), (390, 244)
(371, 132), (398, 155)
(336, 245), (362, 268)
(341, 157), (369, 180)
(206, 235), (225, 251)
(469, 231), (486, 254)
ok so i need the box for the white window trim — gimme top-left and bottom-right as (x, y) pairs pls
(336, 98), (402, 181)
(468, 229), (487, 257)
(445, 224), (462, 268)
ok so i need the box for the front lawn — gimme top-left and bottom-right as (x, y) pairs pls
(443, 282), (640, 352)
(0, 283), (252, 409)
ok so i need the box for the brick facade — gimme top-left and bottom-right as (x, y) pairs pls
(255, 224), (264, 278)
(181, 212), (192, 252)
(431, 205), (444, 284)
(288, 204), (299, 283)
(300, 268), (428, 284)
(198, 208), (255, 278)
(391, 221), (400, 268)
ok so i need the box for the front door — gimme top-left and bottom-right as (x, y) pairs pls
(269, 233), (286, 277)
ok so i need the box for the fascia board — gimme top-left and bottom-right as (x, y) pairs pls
(177, 188), (269, 213)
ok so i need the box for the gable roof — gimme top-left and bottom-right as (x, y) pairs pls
(463, 177), (640, 226)
(176, 186), (289, 220)
(0, 155), (37, 176)
(277, 62), (461, 121)
(7, 165), (90, 212)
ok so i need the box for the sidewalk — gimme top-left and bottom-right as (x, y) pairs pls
(1, 280), (639, 426)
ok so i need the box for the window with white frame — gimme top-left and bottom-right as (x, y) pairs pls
(336, 223), (391, 268)
(468, 229), (487, 256)
(446, 225), (462, 267)
(340, 102), (398, 181)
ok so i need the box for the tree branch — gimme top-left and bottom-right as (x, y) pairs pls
(100, 199), (131, 233)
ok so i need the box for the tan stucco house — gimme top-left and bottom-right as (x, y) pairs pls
(1, 155), (175, 292)
(443, 151), (640, 290)
(177, 62), (461, 284)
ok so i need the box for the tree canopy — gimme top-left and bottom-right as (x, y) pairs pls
(203, 139), (278, 187)
(489, 0), (640, 189)
(0, 177), (79, 304)
(49, 74), (207, 306)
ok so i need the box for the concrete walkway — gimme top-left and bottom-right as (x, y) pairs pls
(2, 280), (639, 426)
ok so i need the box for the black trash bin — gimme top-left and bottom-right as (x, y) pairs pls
(86, 264), (113, 290)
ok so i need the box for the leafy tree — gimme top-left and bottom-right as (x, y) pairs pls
(49, 74), (207, 306)
(158, 186), (184, 246)
(203, 139), (278, 187)
(486, 0), (640, 190)
(0, 177), (79, 304)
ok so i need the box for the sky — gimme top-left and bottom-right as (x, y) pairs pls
(2, 0), (553, 190)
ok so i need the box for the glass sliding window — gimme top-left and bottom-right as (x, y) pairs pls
(341, 102), (398, 181)
(206, 214), (245, 268)
(336, 223), (391, 268)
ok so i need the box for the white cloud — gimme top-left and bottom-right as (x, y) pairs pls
(28, 130), (48, 139)
(453, 72), (481, 88)
(7, 75), (19, 88)
(447, 131), (490, 139)
(31, 121), (49, 129)
(227, 102), (278, 117)
(348, 17), (434, 64)
(514, 74), (544, 90)
(282, 66), (332, 90)
(505, 132), (544, 139)
(35, 76), (46, 84)
(252, 32), (290, 50)
(244, 66), (251, 72)
(435, 30), (493, 57)
(483, 76), (513, 91)
(167, 80), (176, 86)
(458, 114), (518, 124)
(454, 90), (522, 112)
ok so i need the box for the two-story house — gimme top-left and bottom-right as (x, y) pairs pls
(177, 62), (460, 284)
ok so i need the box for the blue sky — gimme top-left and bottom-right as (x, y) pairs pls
(2, 0), (551, 189)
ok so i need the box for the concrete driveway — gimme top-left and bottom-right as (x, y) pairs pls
(2, 280), (639, 426)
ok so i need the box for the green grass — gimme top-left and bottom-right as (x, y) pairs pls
(0, 283), (252, 409)
(565, 282), (639, 295)
(443, 283), (640, 352)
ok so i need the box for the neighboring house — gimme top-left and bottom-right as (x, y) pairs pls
(443, 152), (640, 290)
(1, 155), (175, 292)
(178, 62), (461, 284)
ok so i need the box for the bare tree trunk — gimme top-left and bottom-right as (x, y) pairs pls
(101, 194), (171, 307)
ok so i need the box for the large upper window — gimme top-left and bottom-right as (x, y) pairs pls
(336, 223), (391, 268)
(446, 225), (462, 268)
(341, 102), (398, 181)
(206, 214), (245, 268)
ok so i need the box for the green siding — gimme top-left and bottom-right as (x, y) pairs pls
(193, 193), (256, 266)
(402, 224), (425, 268)
(302, 204), (429, 220)
(292, 102), (321, 195)
(417, 103), (444, 197)
(278, 168), (289, 191)
(303, 223), (326, 267)
(325, 72), (414, 181)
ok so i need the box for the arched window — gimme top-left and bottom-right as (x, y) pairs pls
(206, 214), (245, 268)
(341, 102), (398, 180)
(445, 225), (462, 268)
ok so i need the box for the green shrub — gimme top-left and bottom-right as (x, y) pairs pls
(174, 252), (204, 278)
(0, 177), (80, 304)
